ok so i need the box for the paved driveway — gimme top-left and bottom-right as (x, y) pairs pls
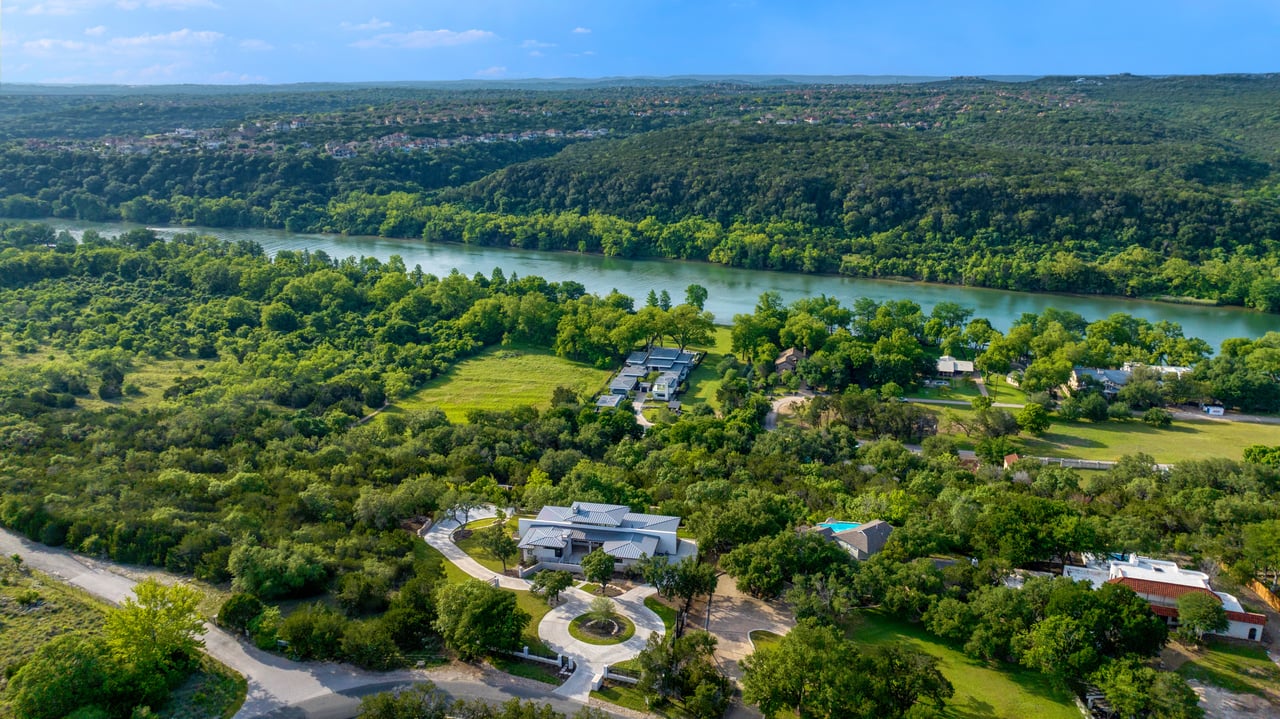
(419, 507), (530, 590)
(702, 573), (794, 682)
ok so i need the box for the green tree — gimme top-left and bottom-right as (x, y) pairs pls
(1016, 403), (1051, 435)
(635, 630), (730, 717)
(1090, 659), (1203, 719)
(105, 578), (206, 680)
(1143, 407), (1174, 427)
(1240, 519), (1280, 588)
(580, 548), (615, 594)
(434, 579), (530, 660)
(1174, 592), (1228, 646)
(742, 620), (951, 719)
(479, 521), (519, 573)
(666, 304), (715, 351)
(6, 633), (112, 719)
(218, 592), (264, 633)
(530, 569), (574, 606)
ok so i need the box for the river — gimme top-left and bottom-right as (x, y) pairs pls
(35, 218), (1280, 349)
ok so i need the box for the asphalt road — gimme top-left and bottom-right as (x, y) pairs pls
(0, 527), (633, 719)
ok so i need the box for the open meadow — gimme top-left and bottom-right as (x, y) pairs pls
(396, 345), (612, 422)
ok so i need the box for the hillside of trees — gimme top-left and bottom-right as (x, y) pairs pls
(2, 76), (1280, 310)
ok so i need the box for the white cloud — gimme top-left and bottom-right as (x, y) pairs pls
(352, 28), (494, 49)
(239, 38), (272, 51)
(341, 17), (391, 31)
(520, 39), (555, 49)
(528, 50), (543, 57)
(23, 37), (88, 53)
(572, 26), (591, 33)
(111, 28), (222, 46)
(84, 24), (107, 35)
(475, 66), (506, 77)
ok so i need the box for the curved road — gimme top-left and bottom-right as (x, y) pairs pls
(0, 527), (631, 719)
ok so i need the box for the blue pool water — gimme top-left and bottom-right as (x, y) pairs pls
(819, 521), (861, 533)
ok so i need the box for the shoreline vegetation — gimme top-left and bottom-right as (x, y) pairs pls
(5, 76), (1280, 315)
(24, 216), (1280, 329)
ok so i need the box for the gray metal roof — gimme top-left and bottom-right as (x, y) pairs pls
(603, 534), (659, 560)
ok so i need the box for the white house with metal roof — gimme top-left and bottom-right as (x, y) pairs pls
(516, 501), (686, 571)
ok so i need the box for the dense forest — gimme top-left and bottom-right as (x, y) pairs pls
(2, 222), (1279, 718)
(3, 75), (1280, 309)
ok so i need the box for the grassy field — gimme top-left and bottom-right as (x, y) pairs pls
(0, 565), (245, 719)
(908, 380), (984, 402)
(926, 405), (1280, 463)
(679, 326), (733, 413)
(1019, 417), (1280, 463)
(1176, 640), (1280, 701)
(0, 348), (196, 412)
(396, 345), (612, 422)
(489, 654), (563, 685)
(847, 611), (1080, 719)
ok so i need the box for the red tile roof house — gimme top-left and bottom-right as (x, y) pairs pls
(1065, 555), (1266, 642)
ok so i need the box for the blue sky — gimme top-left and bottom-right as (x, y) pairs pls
(3, 0), (1278, 85)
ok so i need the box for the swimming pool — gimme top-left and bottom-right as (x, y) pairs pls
(818, 521), (861, 533)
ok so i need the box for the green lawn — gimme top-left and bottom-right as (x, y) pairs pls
(908, 380), (983, 402)
(513, 589), (557, 657)
(454, 517), (519, 575)
(1176, 640), (1280, 700)
(927, 405), (1280, 463)
(591, 684), (692, 719)
(984, 376), (1031, 404)
(847, 611), (1079, 719)
(1019, 417), (1280, 463)
(489, 654), (563, 685)
(680, 326), (733, 413)
(645, 595), (677, 635)
(748, 629), (783, 651)
(396, 345), (612, 422)
(413, 541), (471, 586)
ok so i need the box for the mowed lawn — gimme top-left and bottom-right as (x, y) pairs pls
(1018, 417), (1280, 463)
(927, 405), (1280, 463)
(680, 325), (733, 413)
(397, 345), (611, 421)
(848, 611), (1080, 719)
(1176, 640), (1280, 701)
